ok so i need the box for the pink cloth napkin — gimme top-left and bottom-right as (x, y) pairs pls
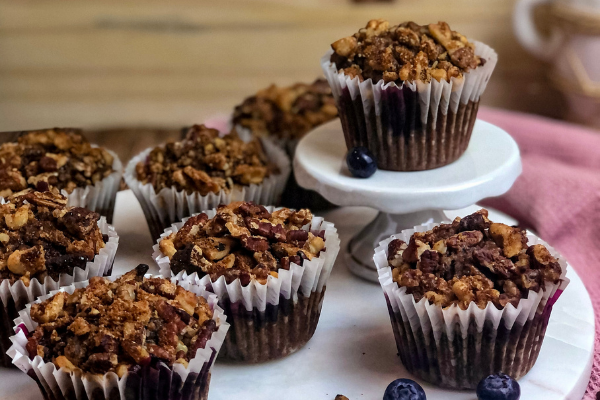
(478, 107), (600, 399)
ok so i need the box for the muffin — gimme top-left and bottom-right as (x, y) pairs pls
(322, 20), (498, 171)
(232, 79), (338, 211)
(0, 189), (118, 367)
(125, 124), (290, 240)
(153, 201), (340, 362)
(8, 264), (228, 400)
(0, 128), (122, 221)
(374, 210), (569, 389)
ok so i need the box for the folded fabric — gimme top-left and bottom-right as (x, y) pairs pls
(479, 107), (600, 399)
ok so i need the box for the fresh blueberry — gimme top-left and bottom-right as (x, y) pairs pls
(346, 146), (377, 178)
(383, 378), (426, 400)
(476, 374), (520, 400)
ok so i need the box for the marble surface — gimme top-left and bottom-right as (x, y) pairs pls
(294, 119), (523, 214)
(0, 191), (593, 400)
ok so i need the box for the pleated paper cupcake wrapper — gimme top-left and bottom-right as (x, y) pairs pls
(153, 206), (340, 362)
(64, 149), (123, 223)
(236, 125), (335, 211)
(374, 222), (569, 389)
(7, 273), (229, 400)
(124, 137), (291, 241)
(0, 218), (119, 368)
(321, 41), (498, 171)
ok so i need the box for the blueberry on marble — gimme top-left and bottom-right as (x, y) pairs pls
(383, 378), (426, 400)
(476, 374), (520, 400)
(346, 146), (377, 178)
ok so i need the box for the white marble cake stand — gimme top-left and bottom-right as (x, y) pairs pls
(294, 119), (523, 282)
(0, 192), (593, 400)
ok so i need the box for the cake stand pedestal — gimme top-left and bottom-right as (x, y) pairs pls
(294, 119), (522, 282)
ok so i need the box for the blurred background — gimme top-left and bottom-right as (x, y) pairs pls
(0, 0), (598, 162)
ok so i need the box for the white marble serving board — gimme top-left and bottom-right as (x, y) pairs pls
(0, 191), (593, 400)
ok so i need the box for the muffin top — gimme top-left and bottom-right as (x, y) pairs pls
(387, 210), (562, 310)
(0, 128), (115, 197)
(135, 125), (275, 195)
(25, 264), (218, 376)
(232, 78), (338, 141)
(330, 20), (485, 84)
(0, 189), (106, 287)
(159, 201), (325, 285)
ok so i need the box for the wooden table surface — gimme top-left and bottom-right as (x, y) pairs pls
(0, 0), (564, 162)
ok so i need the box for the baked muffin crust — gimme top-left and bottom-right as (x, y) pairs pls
(330, 20), (485, 84)
(159, 202), (324, 285)
(232, 79), (338, 141)
(0, 128), (114, 197)
(387, 210), (562, 310)
(135, 125), (274, 195)
(25, 264), (218, 376)
(0, 189), (106, 287)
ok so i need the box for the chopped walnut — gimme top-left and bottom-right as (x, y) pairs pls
(232, 78), (338, 141)
(162, 202), (324, 286)
(136, 125), (274, 195)
(330, 20), (485, 84)
(0, 128), (114, 196)
(26, 265), (217, 375)
(0, 189), (106, 286)
(388, 210), (562, 310)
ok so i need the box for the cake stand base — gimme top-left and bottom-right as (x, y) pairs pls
(346, 210), (447, 282)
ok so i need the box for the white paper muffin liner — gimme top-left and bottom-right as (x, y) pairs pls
(321, 41), (498, 171)
(0, 218), (119, 367)
(7, 273), (229, 400)
(124, 137), (291, 241)
(152, 206), (340, 362)
(63, 148), (123, 223)
(374, 221), (569, 389)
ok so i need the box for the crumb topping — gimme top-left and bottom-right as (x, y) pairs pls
(159, 202), (324, 285)
(330, 20), (485, 84)
(0, 189), (106, 287)
(232, 78), (338, 141)
(135, 125), (275, 195)
(0, 128), (115, 197)
(387, 210), (562, 310)
(26, 264), (217, 376)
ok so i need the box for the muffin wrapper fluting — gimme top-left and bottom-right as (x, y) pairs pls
(64, 148), (123, 223)
(374, 222), (569, 389)
(0, 218), (119, 368)
(321, 42), (498, 171)
(153, 206), (340, 362)
(125, 138), (291, 240)
(7, 274), (229, 400)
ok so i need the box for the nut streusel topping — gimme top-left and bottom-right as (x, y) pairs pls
(0, 128), (115, 198)
(387, 209), (562, 310)
(232, 78), (338, 141)
(26, 265), (218, 376)
(160, 202), (324, 285)
(0, 189), (106, 287)
(330, 20), (485, 84)
(135, 125), (275, 195)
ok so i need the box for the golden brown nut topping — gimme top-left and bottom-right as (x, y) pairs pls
(232, 79), (338, 141)
(135, 125), (276, 195)
(0, 128), (114, 198)
(160, 202), (323, 285)
(26, 265), (217, 375)
(330, 20), (485, 84)
(0, 189), (106, 286)
(387, 210), (562, 310)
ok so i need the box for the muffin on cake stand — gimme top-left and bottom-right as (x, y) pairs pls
(294, 118), (522, 282)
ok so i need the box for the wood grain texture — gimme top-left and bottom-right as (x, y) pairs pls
(0, 0), (565, 160)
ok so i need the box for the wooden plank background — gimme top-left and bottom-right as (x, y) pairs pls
(0, 0), (563, 161)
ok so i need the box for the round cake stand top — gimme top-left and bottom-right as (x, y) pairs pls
(294, 119), (522, 214)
